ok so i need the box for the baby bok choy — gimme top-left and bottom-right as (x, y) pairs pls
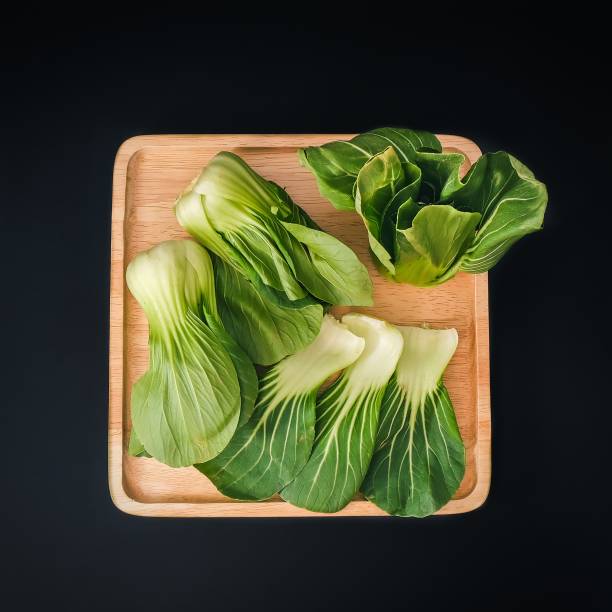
(175, 151), (372, 363)
(281, 314), (404, 513)
(300, 127), (547, 287)
(126, 240), (257, 468)
(195, 315), (365, 500)
(361, 326), (464, 517)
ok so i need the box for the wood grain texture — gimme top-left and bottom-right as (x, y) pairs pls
(109, 134), (491, 517)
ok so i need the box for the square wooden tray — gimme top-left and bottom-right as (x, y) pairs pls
(109, 134), (491, 517)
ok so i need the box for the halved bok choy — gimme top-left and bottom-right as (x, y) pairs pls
(361, 326), (465, 517)
(195, 315), (365, 500)
(281, 314), (404, 513)
(126, 240), (257, 467)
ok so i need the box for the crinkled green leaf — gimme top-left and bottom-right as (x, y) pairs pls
(196, 316), (365, 500)
(453, 152), (548, 272)
(394, 205), (481, 286)
(353, 147), (406, 275)
(414, 151), (466, 202)
(362, 326), (464, 517)
(379, 161), (422, 255)
(214, 256), (323, 366)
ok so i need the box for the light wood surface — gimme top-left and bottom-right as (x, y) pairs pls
(109, 134), (491, 517)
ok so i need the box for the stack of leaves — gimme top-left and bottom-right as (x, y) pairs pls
(299, 128), (548, 286)
(190, 310), (464, 517)
(196, 315), (366, 500)
(278, 316), (464, 516)
(281, 314), (404, 512)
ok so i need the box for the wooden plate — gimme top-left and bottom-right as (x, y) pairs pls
(109, 134), (491, 517)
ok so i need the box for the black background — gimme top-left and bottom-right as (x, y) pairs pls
(2, 17), (610, 612)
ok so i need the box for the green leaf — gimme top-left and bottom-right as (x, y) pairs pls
(196, 316), (365, 500)
(214, 256), (324, 366)
(414, 150), (466, 202)
(205, 314), (259, 425)
(362, 326), (465, 517)
(126, 240), (243, 467)
(216, 210), (309, 301)
(131, 310), (240, 467)
(353, 147), (406, 275)
(299, 128), (441, 211)
(281, 314), (404, 513)
(394, 205), (481, 286)
(454, 152), (548, 272)
(281, 222), (373, 306)
(379, 161), (422, 254)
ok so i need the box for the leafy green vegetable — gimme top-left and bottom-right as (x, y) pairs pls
(281, 314), (404, 513)
(361, 326), (464, 517)
(126, 240), (257, 467)
(175, 151), (372, 305)
(213, 255), (324, 366)
(299, 128), (440, 211)
(195, 315), (365, 500)
(300, 128), (548, 286)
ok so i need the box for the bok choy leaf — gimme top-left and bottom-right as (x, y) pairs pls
(126, 240), (257, 467)
(361, 326), (464, 517)
(213, 255), (324, 366)
(195, 315), (365, 501)
(281, 314), (404, 513)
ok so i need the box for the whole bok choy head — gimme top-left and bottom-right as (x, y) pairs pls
(281, 313), (404, 513)
(126, 240), (257, 468)
(362, 325), (464, 517)
(299, 128), (547, 287)
(175, 151), (373, 306)
(196, 315), (365, 501)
